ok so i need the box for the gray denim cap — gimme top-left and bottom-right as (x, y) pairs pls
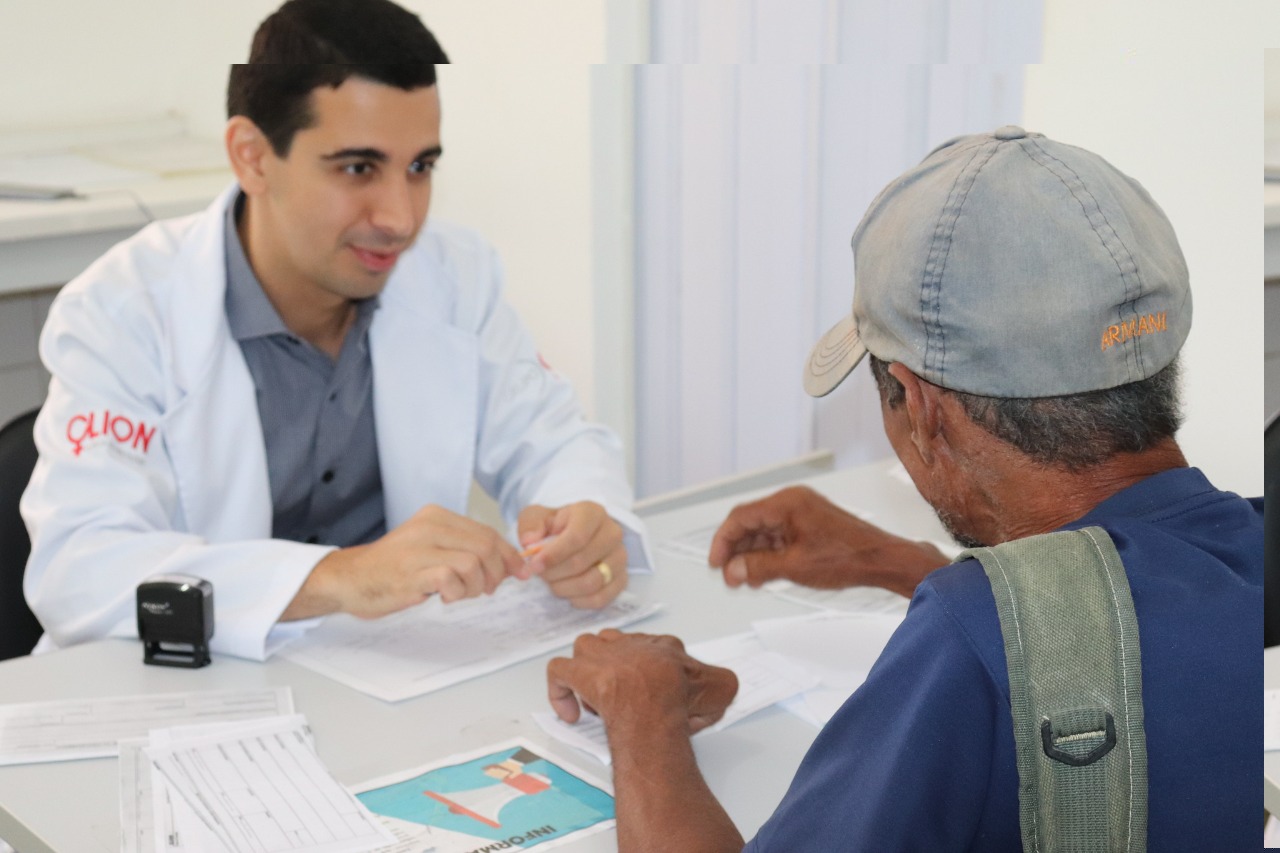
(804, 126), (1191, 399)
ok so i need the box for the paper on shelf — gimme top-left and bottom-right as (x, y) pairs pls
(79, 136), (228, 177)
(0, 152), (155, 189)
(282, 579), (663, 702)
(0, 687), (294, 766)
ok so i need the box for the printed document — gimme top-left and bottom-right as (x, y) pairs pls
(532, 632), (819, 765)
(762, 578), (910, 615)
(282, 579), (662, 702)
(353, 738), (614, 853)
(656, 504), (877, 565)
(753, 611), (905, 727)
(145, 714), (393, 853)
(0, 687), (293, 766)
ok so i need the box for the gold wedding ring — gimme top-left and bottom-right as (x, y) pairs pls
(596, 561), (613, 586)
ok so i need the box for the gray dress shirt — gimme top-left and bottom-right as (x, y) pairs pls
(223, 194), (386, 547)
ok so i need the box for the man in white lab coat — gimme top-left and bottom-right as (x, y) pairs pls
(21, 0), (647, 661)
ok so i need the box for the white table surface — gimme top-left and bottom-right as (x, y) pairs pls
(0, 457), (949, 852)
(1265, 183), (1280, 279)
(1265, 647), (1280, 815)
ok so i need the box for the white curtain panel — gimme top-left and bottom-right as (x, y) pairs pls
(634, 0), (1042, 497)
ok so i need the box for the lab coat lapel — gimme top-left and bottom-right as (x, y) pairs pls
(161, 186), (273, 540)
(370, 251), (478, 530)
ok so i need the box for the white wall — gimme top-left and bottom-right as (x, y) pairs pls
(0, 0), (612, 421)
(1024, 0), (1264, 497)
(0, 0), (1268, 498)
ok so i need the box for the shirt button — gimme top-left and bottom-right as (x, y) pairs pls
(328, 391), (337, 402)
(321, 470), (335, 483)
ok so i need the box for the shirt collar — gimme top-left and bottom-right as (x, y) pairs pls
(224, 192), (289, 342)
(223, 192), (380, 343)
(1074, 466), (1216, 527)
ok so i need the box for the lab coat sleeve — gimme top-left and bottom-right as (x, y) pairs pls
(461, 239), (654, 571)
(21, 279), (326, 661)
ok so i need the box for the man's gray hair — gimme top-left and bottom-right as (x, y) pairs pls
(868, 355), (1183, 470)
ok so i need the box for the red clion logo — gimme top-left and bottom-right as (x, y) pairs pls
(66, 410), (156, 457)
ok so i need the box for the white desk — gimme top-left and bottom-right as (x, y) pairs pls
(1265, 647), (1280, 815)
(0, 457), (950, 852)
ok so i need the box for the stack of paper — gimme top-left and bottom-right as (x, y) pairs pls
(282, 579), (662, 702)
(532, 632), (820, 764)
(0, 687), (295, 766)
(121, 714), (394, 853)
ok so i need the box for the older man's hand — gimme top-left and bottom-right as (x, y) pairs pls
(547, 630), (738, 734)
(708, 485), (950, 598)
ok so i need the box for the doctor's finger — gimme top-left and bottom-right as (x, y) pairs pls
(539, 517), (622, 582)
(517, 504), (555, 547)
(546, 543), (628, 608)
(428, 550), (490, 601)
(530, 506), (599, 570)
(423, 565), (469, 604)
(412, 518), (522, 575)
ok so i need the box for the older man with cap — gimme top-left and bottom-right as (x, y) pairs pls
(545, 127), (1261, 851)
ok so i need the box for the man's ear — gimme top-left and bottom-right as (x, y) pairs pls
(887, 362), (944, 465)
(225, 116), (272, 196)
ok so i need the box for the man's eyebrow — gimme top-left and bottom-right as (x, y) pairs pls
(320, 146), (443, 162)
(322, 148), (389, 162)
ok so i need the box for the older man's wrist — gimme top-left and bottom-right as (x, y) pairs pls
(605, 700), (692, 755)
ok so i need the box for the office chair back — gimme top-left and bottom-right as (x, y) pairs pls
(0, 408), (43, 660)
(1267, 411), (1280, 648)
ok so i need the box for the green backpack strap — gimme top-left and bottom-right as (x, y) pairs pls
(958, 526), (1147, 853)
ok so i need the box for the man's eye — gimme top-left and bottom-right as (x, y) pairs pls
(344, 162), (374, 176)
(410, 160), (436, 175)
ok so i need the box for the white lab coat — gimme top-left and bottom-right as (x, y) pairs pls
(22, 185), (649, 661)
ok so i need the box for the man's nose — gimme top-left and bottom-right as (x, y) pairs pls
(370, 177), (419, 239)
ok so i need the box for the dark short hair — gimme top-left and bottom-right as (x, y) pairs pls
(869, 354), (1183, 470)
(227, 0), (448, 156)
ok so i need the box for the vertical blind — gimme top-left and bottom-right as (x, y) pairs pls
(634, 0), (1042, 497)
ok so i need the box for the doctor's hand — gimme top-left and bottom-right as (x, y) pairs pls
(518, 501), (628, 609)
(708, 485), (950, 598)
(282, 505), (523, 621)
(547, 630), (738, 734)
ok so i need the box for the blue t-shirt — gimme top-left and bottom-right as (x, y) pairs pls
(745, 467), (1261, 852)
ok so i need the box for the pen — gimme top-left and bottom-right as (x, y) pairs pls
(520, 534), (558, 559)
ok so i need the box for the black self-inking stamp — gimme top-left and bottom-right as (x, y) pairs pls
(136, 574), (214, 667)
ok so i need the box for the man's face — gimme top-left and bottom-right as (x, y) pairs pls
(252, 77), (442, 302)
